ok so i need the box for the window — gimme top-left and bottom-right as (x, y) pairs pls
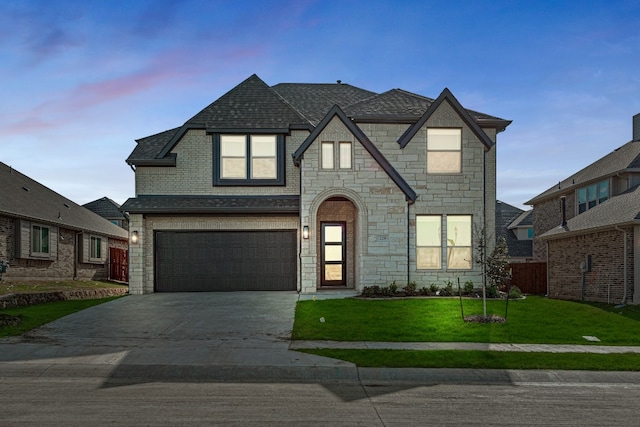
(527, 228), (534, 239)
(577, 179), (609, 214)
(416, 216), (441, 269)
(90, 236), (102, 260)
(446, 216), (472, 269)
(321, 142), (334, 169)
(31, 225), (50, 256)
(339, 142), (352, 169)
(427, 128), (461, 173)
(321, 141), (353, 170)
(214, 134), (284, 185)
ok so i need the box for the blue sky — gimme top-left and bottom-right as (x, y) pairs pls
(2, 0), (639, 210)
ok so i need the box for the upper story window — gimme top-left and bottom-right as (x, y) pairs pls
(321, 141), (352, 170)
(427, 128), (461, 174)
(577, 179), (609, 214)
(213, 134), (285, 186)
(31, 224), (50, 256)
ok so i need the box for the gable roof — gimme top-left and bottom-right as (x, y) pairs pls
(127, 74), (510, 166)
(0, 162), (128, 239)
(495, 200), (533, 259)
(540, 185), (640, 240)
(397, 88), (498, 149)
(83, 197), (127, 220)
(292, 105), (417, 202)
(526, 139), (640, 205)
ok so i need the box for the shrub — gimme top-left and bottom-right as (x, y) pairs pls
(464, 280), (474, 295)
(389, 281), (398, 294)
(429, 283), (438, 294)
(403, 281), (417, 296)
(508, 285), (523, 299)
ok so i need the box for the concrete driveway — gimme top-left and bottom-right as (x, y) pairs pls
(0, 292), (355, 382)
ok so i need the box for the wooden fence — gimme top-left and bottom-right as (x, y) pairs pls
(110, 247), (128, 283)
(508, 262), (547, 294)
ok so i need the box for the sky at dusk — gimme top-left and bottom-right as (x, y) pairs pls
(2, 0), (639, 211)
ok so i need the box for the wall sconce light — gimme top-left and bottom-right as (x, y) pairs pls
(131, 230), (139, 244)
(302, 226), (309, 239)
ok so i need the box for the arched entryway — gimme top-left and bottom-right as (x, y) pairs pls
(316, 197), (357, 288)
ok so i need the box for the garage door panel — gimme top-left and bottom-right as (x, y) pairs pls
(155, 230), (297, 292)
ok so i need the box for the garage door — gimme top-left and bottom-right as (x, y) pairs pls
(154, 230), (297, 292)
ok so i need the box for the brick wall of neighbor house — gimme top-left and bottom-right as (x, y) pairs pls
(135, 129), (307, 196)
(532, 193), (575, 261)
(127, 214), (299, 294)
(0, 215), (13, 263)
(547, 228), (634, 303)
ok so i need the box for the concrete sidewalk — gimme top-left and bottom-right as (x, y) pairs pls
(290, 340), (640, 353)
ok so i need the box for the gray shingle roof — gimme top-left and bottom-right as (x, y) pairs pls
(540, 185), (640, 239)
(0, 162), (128, 239)
(83, 197), (127, 220)
(495, 200), (533, 258)
(120, 195), (299, 214)
(127, 74), (511, 165)
(527, 140), (640, 205)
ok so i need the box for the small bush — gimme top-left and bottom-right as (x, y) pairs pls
(464, 280), (474, 295)
(403, 281), (417, 296)
(389, 281), (398, 294)
(508, 285), (523, 299)
(429, 283), (439, 294)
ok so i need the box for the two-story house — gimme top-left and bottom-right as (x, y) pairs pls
(526, 113), (640, 304)
(121, 74), (511, 295)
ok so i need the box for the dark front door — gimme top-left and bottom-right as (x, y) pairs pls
(321, 222), (346, 286)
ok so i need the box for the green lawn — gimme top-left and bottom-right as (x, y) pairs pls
(293, 296), (640, 370)
(0, 296), (123, 338)
(293, 296), (640, 345)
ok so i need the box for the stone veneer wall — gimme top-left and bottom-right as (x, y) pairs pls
(531, 192), (575, 261)
(547, 227), (634, 303)
(127, 214), (299, 295)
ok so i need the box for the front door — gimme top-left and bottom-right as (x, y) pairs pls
(321, 222), (346, 286)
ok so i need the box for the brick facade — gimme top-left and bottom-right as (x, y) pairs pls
(547, 227), (635, 303)
(0, 214), (127, 282)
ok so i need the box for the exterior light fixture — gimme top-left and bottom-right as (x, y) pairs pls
(131, 230), (139, 244)
(302, 226), (309, 239)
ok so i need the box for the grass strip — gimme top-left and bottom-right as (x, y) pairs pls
(0, 296), (123, 338)
(298, 348), (640, 371)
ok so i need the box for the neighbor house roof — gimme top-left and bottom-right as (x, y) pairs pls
(526, 139), (640, 205)
(540, 185), (640, 240)
(127, 74), (511, 166)
(0, 162), (128, 239)
(83, 197), (127, 220)
(120, 195), (299, 214)
(495, 200), (533, 259)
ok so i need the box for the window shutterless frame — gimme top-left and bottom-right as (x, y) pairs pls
(212, 134), (286, 186)
(321, 222), (346, 286)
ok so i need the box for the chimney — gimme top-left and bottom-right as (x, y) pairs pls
(634, 113), (640, 141)
(560, 196), (567, 226)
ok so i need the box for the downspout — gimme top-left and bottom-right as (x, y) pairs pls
(407, 201), (411, 286)
(298, 158), (303, 294)
(73, 231), (82, 280)
(482, 147), (487, 316)
(615, 226), (628, 305)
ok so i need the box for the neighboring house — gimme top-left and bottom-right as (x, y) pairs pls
(526, 113), (640, 304)
(495, 200), (533, 263)
(0, 162), (129, 282)
(121, 74), (511, 295)
(83, 197), (129, 230)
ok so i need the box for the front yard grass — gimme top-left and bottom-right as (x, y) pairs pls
(293, 296), (640, 370)
(293, 296), (640, 345)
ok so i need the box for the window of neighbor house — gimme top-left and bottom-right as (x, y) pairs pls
(577, 179), (609, 214)
(427, 128), (462, 173)
(90, 236), (102, 260)
(31, 224), (50, 256)
(416, 216), (441, 269)
(446, 215), (472, 269)
(215, 134), (284, 185)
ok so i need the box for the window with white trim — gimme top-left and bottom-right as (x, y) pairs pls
(416, 215), (472, 270)
(446, 215), (472, 269)
(416, 216), (441, 269)
(90, 236), (102, 260)
(427, 128), (462, 173)
(321, 141), (352, 170)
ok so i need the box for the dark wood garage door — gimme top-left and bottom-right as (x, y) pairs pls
(155, 230), (297, 292)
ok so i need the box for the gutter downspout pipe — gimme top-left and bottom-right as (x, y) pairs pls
(615, 226), (628, 305)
